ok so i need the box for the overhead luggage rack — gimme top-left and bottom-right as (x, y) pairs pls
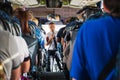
(70, 0), (100, 8)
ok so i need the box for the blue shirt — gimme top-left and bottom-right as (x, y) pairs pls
(70, 14), (120, 80)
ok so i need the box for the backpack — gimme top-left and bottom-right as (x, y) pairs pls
(63, 21), (83, 70)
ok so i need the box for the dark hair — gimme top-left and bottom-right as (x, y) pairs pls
(49, 22), (55, 25)
(104, 0), (120, 17)
(0, 2), (13, 16)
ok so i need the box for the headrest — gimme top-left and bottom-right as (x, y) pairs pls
(77, 6), (100, 14)
(0, 10), (10, 21)
(28, 21), (36, 26)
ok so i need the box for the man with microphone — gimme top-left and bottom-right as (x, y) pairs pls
(46, 22), (62, 72)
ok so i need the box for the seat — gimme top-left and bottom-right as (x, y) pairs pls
(0, 10), (12, 32)
(11, 17), (22, 36)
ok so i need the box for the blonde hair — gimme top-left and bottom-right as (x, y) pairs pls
(27, 10), (39, 26)
(0, 62), (5, 80)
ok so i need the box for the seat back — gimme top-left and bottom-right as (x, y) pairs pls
(0, 18), (4, 31)
(12, 21), (22, 36)
(0, 10), (12, 32)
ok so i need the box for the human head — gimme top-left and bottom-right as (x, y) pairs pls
(27, 10), (39, 26)
(103, 0), (120, 17)
(14, 8), (30, 34)
(0, 2), (13, 16)
(27, 10), (34, 20)
(55, 15), (61, 21)
(49, 22), (55, 32)
(13, 8), (25, 18)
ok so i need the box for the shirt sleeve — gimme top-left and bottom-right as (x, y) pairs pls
(62, 30), (66, 38)
(70, 23), (89, 80)
(21, 38), (30, 61)
(57, 29), (61, 38)
(8, 34), (21, 69)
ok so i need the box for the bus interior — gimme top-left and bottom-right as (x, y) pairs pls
(0, 0), (116, 80)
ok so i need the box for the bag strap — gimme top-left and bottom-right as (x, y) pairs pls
(98, 54), (117, 80)
(53, 37), (57, 49)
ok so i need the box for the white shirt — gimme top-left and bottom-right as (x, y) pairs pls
(14, 36), (29, 63)
(46, 31), (57, 50)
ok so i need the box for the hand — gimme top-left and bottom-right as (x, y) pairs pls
(46, 35), (55, 45)
(49, 34), (55, 41)
(72, 78), (76, 80)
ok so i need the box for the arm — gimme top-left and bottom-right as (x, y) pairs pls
(11, 66), (21, 80)
(21, 60), (30, 74)
(57, 37), (61, 43)
(46, 34), (54, 45)
(13, 37), (30, 75)
(61, 38), (64, 46)
(57, 28), (62, 43)
(21, 38), (30, 74)
(70, 29), (83, 80)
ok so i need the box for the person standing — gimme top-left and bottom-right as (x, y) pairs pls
(46, 22), (62, 72)
(0, 30), (21, 80)
(70, 0), (120, 80)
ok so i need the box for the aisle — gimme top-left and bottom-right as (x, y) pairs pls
(40, 72), (67, 80)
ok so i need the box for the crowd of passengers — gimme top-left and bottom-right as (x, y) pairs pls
(0, 2), (45, 80)
(0, 2), (81, 79)
(0, 0), (120, 80)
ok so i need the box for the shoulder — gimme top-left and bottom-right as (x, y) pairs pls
(80, 15), (109, 31)
(0, 31), (12, 41)
(0, 30), (10, 36)
(59, 27), (65, 32)
(76, 16), (111, 40)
